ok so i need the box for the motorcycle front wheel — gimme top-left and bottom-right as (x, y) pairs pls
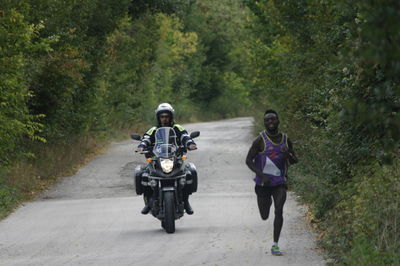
(163, 191), (175, 233)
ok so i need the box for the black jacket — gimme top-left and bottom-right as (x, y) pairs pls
(137, 123), (195, 150)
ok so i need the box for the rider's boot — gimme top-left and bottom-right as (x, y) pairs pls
(141, 204), (151, 214)
(183, 194), (194, 215)
(141, 195), (151, 215)
(184, 200), (193, 215)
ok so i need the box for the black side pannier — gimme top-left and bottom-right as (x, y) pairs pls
(134, 165), (147, 195)
(185, 162), (198, 193)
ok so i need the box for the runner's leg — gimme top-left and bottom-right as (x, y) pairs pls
(257, 195), (272, 220)
(272, 185), (287, 242)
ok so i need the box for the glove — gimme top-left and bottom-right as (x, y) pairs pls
(188, 144), (197, 150)
(135, 147), (144, 153)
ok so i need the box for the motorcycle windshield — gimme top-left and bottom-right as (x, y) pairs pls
(153, 127), (177, 158)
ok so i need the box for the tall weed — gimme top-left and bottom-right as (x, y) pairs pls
(0, 135), (107, 218)
(322, 160), (400, 264)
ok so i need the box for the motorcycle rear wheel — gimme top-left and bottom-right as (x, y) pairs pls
(163, 191), (175, 233)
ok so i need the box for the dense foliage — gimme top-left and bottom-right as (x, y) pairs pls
(1, 0), (399, 263)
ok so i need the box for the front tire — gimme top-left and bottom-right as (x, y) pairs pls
(163, 191), (175, 233)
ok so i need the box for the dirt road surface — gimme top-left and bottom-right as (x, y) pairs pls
(0, 117), (326, 265)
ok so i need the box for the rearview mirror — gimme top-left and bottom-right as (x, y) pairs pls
(130, 134), (141, 141)
(190, 131), (200, 139)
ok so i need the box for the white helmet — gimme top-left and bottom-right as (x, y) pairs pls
(155, 103), (175, 123)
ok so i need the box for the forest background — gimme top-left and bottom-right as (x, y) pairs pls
(1, 0), (399, 264)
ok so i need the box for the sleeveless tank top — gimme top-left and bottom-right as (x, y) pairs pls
(254, 131), (288, 187)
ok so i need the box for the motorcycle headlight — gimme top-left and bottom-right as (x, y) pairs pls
(160, 158), (174, 173)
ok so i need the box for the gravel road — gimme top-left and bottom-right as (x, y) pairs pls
(0, 117), (326, 265)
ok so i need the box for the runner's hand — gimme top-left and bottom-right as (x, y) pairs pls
(261, 174), (270, 186)
(282, 146), (291, 159)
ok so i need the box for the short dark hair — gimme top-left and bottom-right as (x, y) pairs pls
(264, 109), (278, 118)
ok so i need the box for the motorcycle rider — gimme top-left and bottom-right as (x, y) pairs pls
(245, 109), (298, 255)
(135, 103), (197, 215)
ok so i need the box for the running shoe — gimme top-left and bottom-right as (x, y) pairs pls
(271, 245), (283, 256)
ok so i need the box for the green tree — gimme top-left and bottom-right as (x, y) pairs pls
(185, 0), (254, 116)
(0, 7), (45, 166)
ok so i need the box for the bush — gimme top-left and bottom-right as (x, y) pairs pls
(0, 177), (19, 219)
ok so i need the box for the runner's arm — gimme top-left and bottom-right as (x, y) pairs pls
(245, 136), (265, 177)
(287, 138), (298, 164)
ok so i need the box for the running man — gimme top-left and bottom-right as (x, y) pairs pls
(245, 109), (298, 255)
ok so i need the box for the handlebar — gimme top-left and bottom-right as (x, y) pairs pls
(135, 145), (192, 156)
(135, 150), (150, 154)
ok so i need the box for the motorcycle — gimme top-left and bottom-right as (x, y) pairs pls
(131, 127), (199, 233)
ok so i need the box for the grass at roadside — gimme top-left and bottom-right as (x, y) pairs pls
(0, 136), (107, 219)
(0, 124), (148, 220)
